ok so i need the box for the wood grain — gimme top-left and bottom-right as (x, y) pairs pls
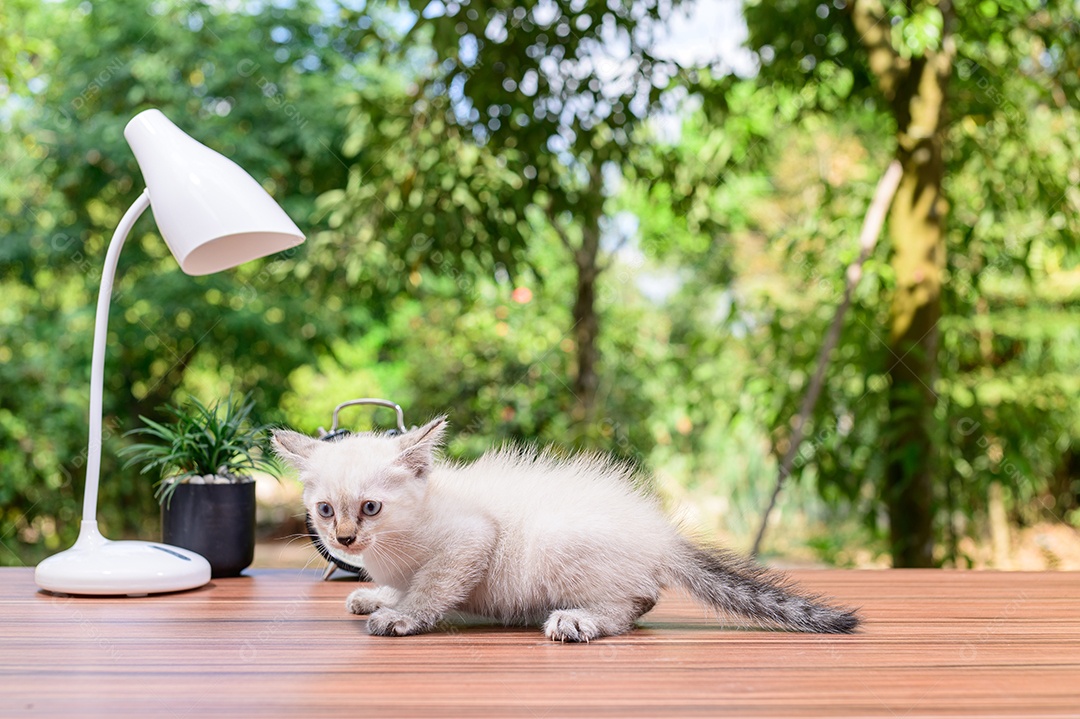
(1, 568), (1077, 717)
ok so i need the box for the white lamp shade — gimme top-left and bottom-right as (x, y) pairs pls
(124, 109), (305, 276)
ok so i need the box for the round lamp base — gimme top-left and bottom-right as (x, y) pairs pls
(35, 521), (211, 596)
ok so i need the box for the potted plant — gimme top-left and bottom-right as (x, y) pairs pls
(121, 394), (274, 578)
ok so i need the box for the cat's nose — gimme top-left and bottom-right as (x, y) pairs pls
(337, 535), (356, 546)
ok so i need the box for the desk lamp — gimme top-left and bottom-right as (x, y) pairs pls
(35, 109), (305, 595)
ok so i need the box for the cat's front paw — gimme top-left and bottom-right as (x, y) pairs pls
(367, 607), (427, 636)
(346, 587), (384, 615)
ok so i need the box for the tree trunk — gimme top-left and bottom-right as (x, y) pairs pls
(571, 206), (601, 422)
(851, 0), (954, 567)
(988, 481), (1012, 569)
(555, 165), (605, 424)
(884, 53), (951, 568)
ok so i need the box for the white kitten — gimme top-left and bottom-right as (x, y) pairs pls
(273, 418), (859, 642)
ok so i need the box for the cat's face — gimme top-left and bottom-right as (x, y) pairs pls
(272, 418), (446, 562)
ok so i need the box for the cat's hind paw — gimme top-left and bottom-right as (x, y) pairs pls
(544, 609), (603, 643)
(367, 607), (427, 636)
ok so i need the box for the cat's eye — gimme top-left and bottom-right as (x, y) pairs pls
(362, 500), (382, 517)
(316, 502), (334, 519)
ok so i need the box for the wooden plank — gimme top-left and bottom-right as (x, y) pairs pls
(0, 568), (1077, 717)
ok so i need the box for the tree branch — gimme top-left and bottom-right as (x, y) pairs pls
(751, 159), (903, 557)
(545, 201), (577, 254)
(596, 232), (631, 274)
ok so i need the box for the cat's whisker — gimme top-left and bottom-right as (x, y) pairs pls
(375, 539), (429, 561)
(364, 531), (424, 554)
(280, 533), (320, 548)
(367, 540), (410, 568)
(279, 532), (319, 540)
(368, 532), (428, 555)
(300, 551), (326, 574)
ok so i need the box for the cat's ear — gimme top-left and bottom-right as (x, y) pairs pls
(271, 429), (320, 469)
(394, 416), (447, 478)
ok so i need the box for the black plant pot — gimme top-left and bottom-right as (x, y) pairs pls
(161, 480), (256, 578)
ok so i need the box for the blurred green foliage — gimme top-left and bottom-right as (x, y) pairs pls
(1, 0), (1077, 568)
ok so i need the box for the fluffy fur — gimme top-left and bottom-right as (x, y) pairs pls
(273, 418), (859, 642)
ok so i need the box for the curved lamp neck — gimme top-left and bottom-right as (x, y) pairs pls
(82, 189), (151, 522)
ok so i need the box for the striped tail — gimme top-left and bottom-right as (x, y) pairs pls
(669, 540), (860, 634)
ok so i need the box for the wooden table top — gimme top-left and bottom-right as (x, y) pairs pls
(0, 567), (1077, 717)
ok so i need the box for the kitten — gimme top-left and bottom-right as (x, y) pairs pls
(272, 418), (859, 641)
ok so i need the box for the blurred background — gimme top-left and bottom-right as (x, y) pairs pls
(2, 0), (1078, 571)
